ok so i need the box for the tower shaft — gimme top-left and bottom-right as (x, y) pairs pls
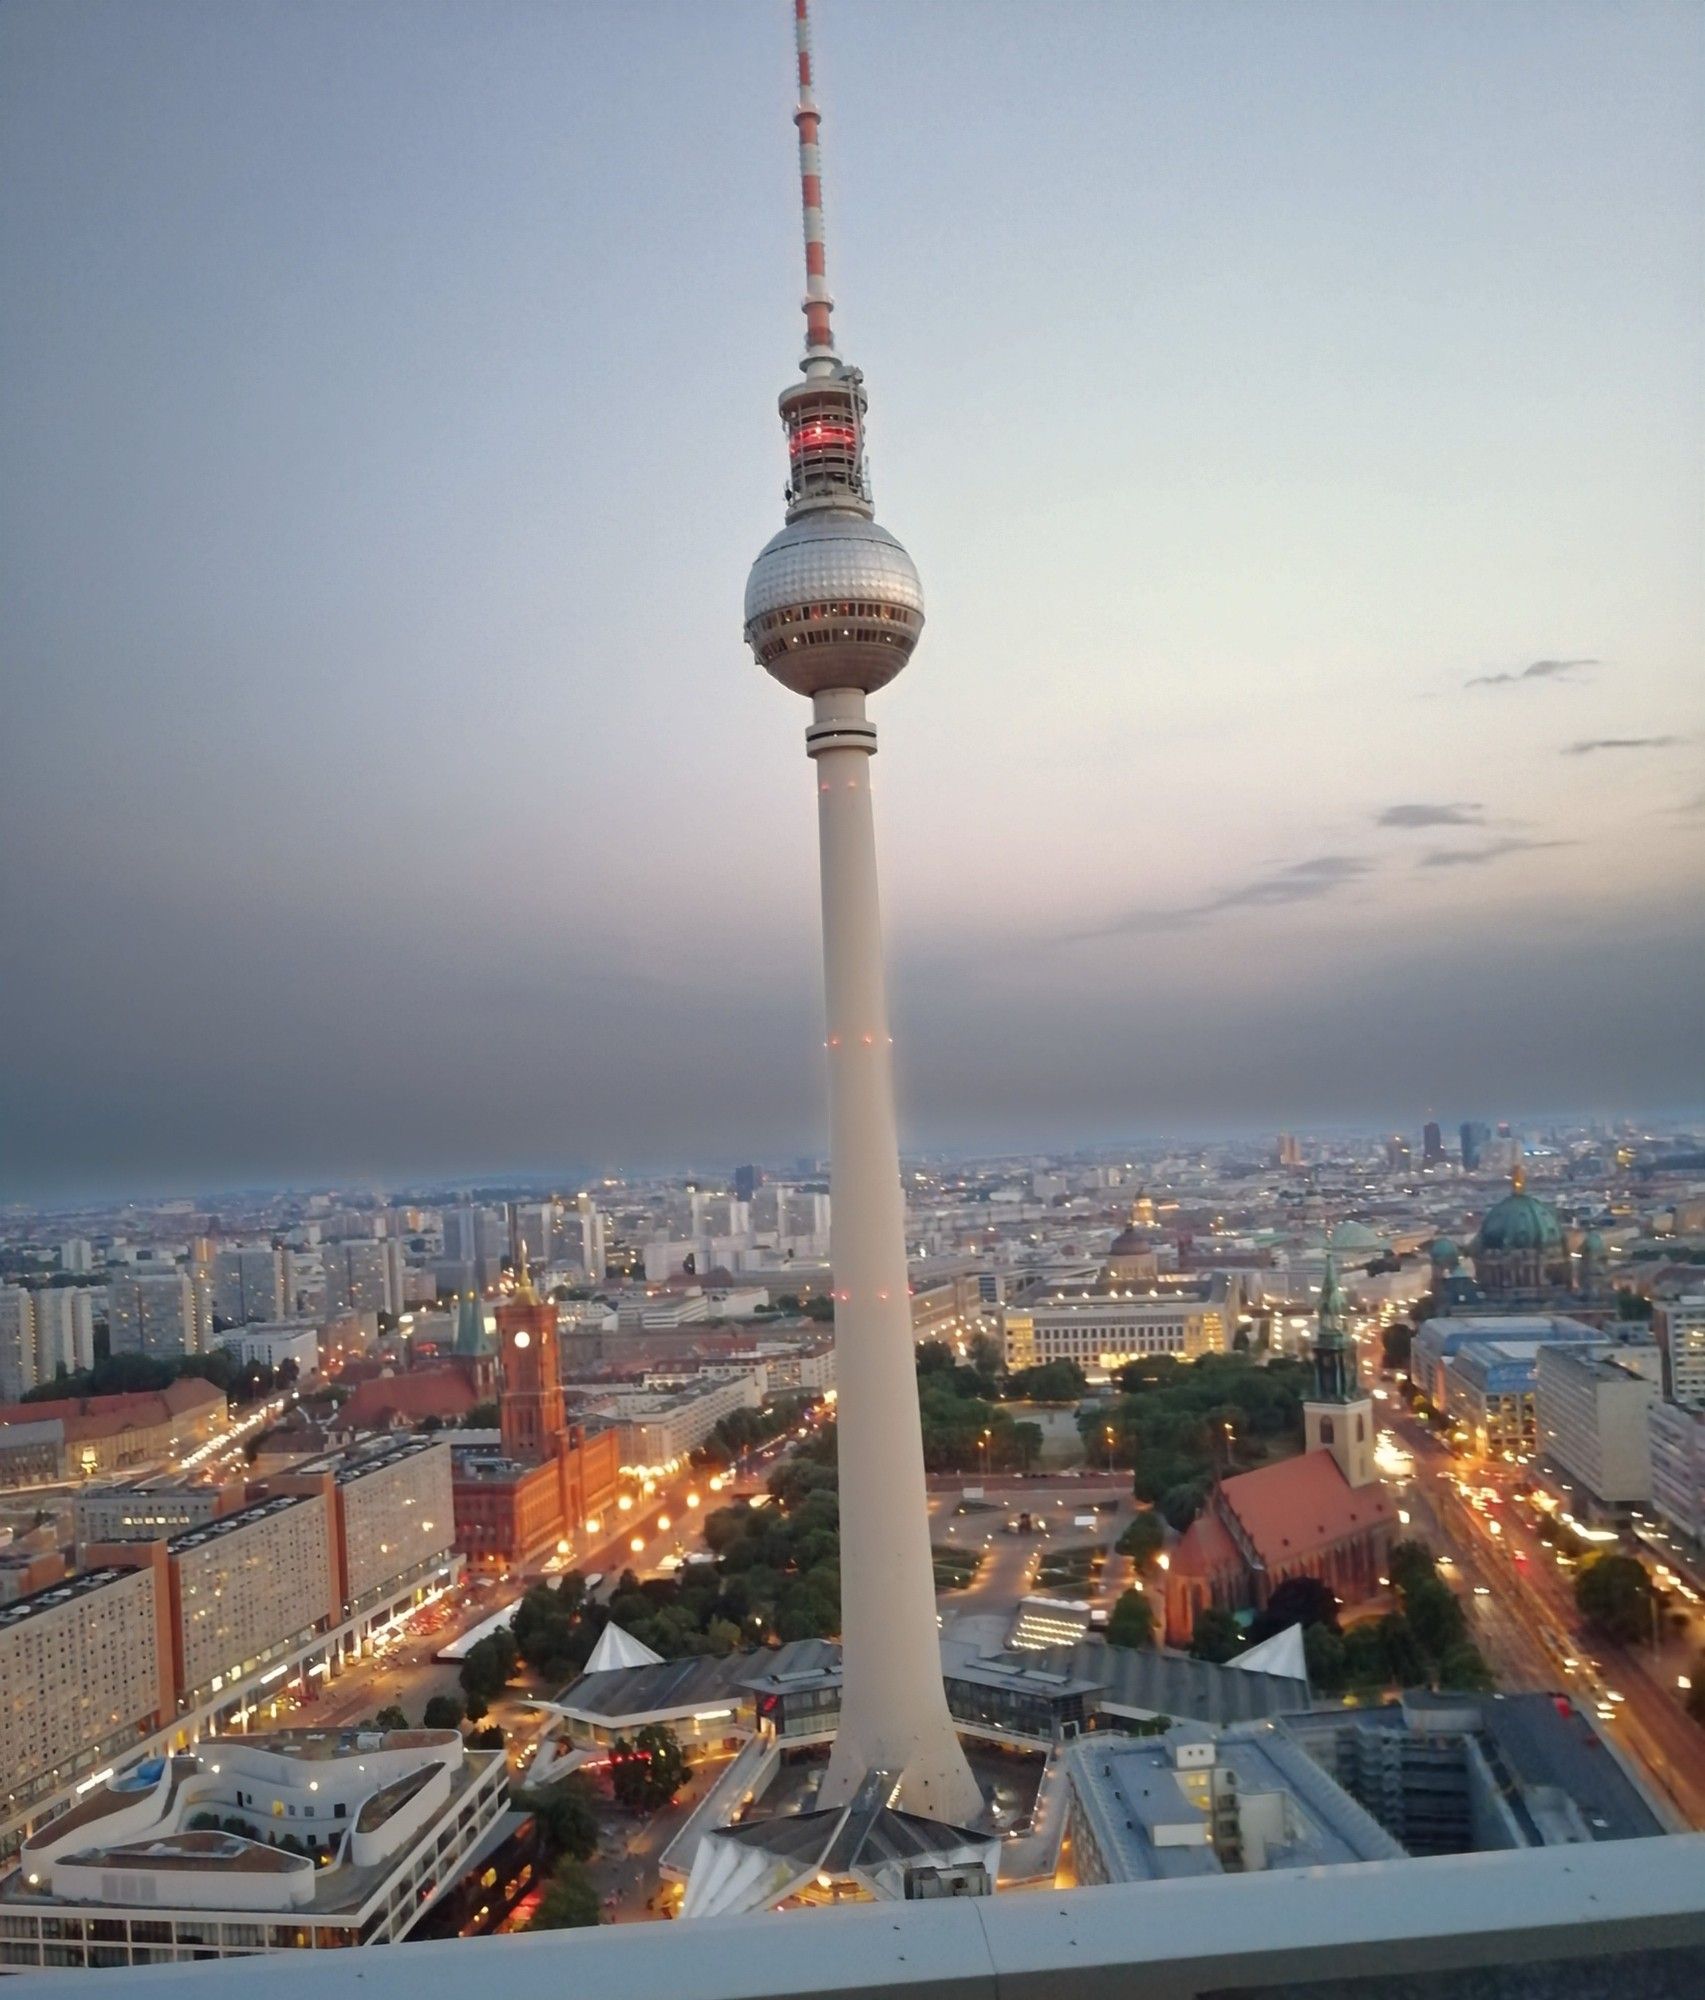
(808, 689), (981, 1821)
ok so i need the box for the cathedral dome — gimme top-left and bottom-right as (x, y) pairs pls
(1429, 1236), (1460, 1269)
(1108, 1226), (1148, 1256)
(1475, 1187), (1563, 1254)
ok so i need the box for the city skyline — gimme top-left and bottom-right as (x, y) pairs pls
(3, 0), (1702, 1199)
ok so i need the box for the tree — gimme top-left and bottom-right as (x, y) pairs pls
(1381, 1324), (1413, 1373)
(526, 1859), (601, 1930)
(1304, 1623), (1347, 1692)
(1189, 1607), (1243, 1664)
(1436, 1642), (1496, 1692)
(1116, 1510), (1166, 1572)
(1404, 1577), (1467, 1661)
(609, 1724), (688, 1812)
(1106, 1588), (1156, 1650)
(518, 1777), (601, 1863)
(1387, 1539), (1439, 1598)
(1247, 1575), (1339, 1644)
(459, 1631), (516, 1711)
(372, 1704), (409, 1730)
(1158, 1480), (1209, 1532)
(1575, 1553), (1656, 1648)
(468, 1723), (505, 1749)
(422, 1694), (465, 1731)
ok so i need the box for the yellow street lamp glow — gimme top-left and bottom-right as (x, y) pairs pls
(630, 1536), (645, 1554)
(618, 1494), (633, 1512)
(686, 1493), (700, 1509)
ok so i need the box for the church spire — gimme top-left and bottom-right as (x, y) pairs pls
(1311, 1251), (1358, 1404)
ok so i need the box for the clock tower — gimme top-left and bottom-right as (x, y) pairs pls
(496, 1262), (565, 1464)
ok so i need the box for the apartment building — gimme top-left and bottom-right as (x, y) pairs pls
(212, 1246), (286, 1328)
(0, 1565), (171, 1831)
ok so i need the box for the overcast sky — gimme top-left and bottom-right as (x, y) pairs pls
(3, 0), (1701, 1200)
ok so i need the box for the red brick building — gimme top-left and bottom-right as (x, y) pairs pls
(451, 1283), (621, 1571)
(1166, 1255), (1396, 1643)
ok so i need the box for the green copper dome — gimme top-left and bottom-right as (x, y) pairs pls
(1475, 1188), (1563, 1254)
(1429, 1235), (1460, 1268)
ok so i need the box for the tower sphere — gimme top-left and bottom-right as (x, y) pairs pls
(744, 511), (925, 698)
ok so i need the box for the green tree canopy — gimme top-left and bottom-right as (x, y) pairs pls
(1116, 1509), (1167, 1570)
(1106, 1588), (1156, 1650)
(526, 1859), (601, 1930)
(1575, 1553), (1656, 1648)
(1188, 1607), (1244, 1664)
(609, 1724), (688, 1812)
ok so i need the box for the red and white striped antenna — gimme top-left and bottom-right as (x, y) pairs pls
(793, 0), (837, 371)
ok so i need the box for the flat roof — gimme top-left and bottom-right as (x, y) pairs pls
(0, 1561), (148, 1634)
(168, 1490), (308, 1553)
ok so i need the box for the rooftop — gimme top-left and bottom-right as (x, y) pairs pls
(34, 1832), (1704, 1996)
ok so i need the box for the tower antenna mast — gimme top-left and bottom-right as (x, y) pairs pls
(793, 0), (837, 371)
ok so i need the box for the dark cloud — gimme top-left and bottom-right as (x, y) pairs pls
(1087, 856), (1373, 936)
(1419, 837), (1575, 869)
(1466, 658), (1597, 688)
(1377, 802), (1485, 829)
(1563, 736), (1684, 756)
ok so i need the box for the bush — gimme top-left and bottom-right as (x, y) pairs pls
(422, 1694), (465, 1731)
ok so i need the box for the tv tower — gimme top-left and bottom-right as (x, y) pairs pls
(744, 0), (981, 1823)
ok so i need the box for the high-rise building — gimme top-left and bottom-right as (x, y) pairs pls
(1654, 1293), (1705, 1409)
(1460, 1120), (1491, 1170)
(737, 0), (977, 1824)
(321, 1241), (390, 1318)
(576, 1193), (606, 1281)
(106, 1270), (197, 1359)
(1385, 1134), (1411, 1171)
(1422, 1120), (1444, 1165)
(56, 1238), (94, 1276)
(211, 1244), (285, 1327)
(734, 1163), (763, 1203)
(0, 1290), (36, 1403)
(28, 1288), (95, 1379)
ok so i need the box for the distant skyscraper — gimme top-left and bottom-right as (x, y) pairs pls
(57, 1238), (94, 1276)
(1461, 1120), (1491, 1171)
(734, 1163), (762, 1203)
(738, 0), (978, 1823)
(1422, 1121), (1444, 1165)
(1385, 1135), (1411, 1171)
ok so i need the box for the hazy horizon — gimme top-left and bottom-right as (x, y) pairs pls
(4, 1), (1701, 1202)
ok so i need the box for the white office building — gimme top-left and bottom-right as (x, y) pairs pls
(1534, 1343), (1663, 1509)
(3, 1725), (507, 1966)
(222, 1322), (320, 1377)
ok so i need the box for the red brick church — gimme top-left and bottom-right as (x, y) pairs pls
(1165, 1256), (1396, 1643)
